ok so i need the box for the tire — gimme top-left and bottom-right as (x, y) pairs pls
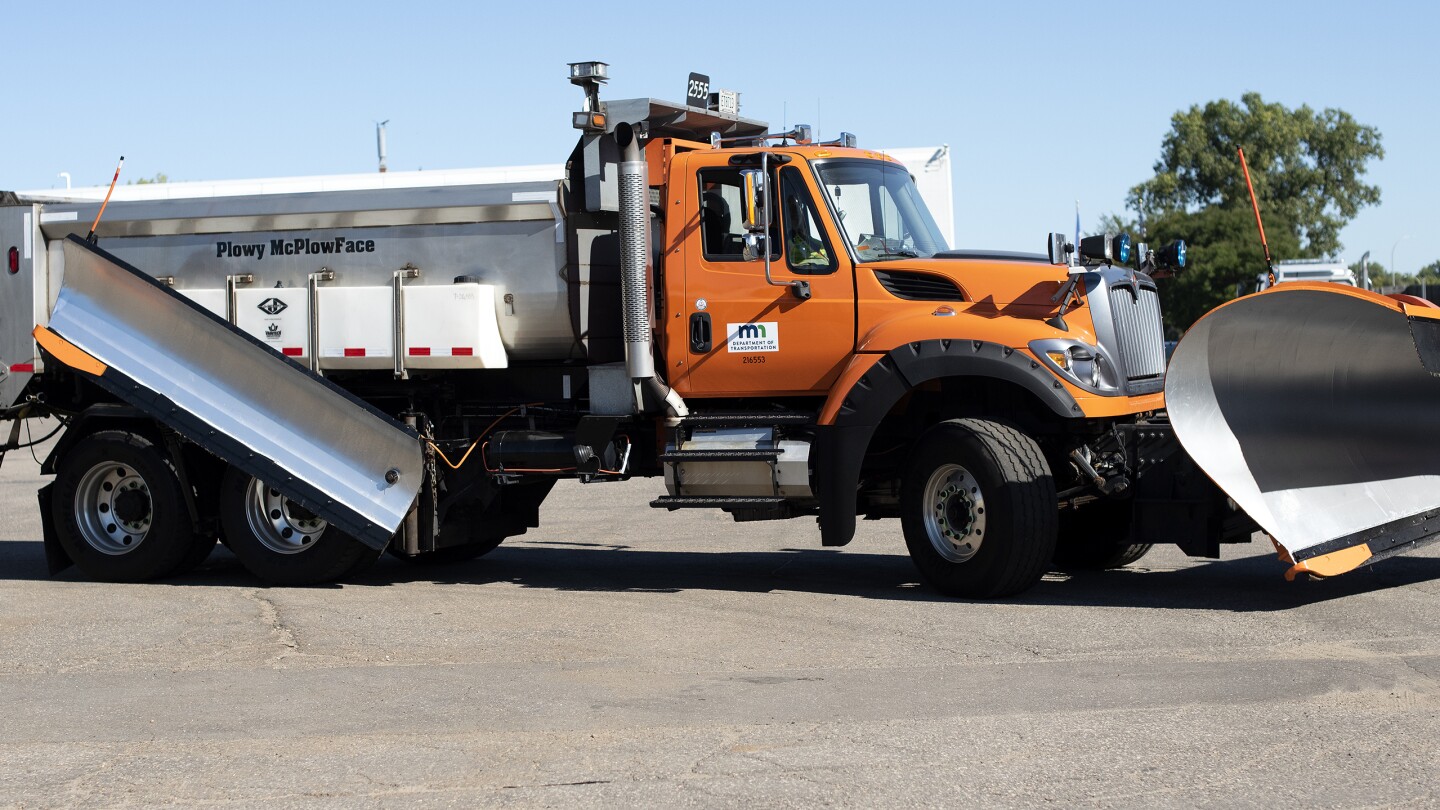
(50, 429), (203, 582)
(1053, 499), (1152, 570)
(900, 419), (1057, 598)
(219, 466), (382, 586)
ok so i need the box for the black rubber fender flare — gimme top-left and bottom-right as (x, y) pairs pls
(814, 339), (1080, 547)
(40, 403), (155, 475)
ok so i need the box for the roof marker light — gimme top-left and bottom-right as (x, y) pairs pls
(1156, 240), (1187, 269)
(1113, 233), (1132, 265)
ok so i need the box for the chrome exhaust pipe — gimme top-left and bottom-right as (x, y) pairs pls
(616, 123), (687, 419)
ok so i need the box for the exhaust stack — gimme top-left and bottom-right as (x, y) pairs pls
(615, 122), (687, 419)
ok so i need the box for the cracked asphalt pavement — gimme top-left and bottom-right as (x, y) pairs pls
(2, 427), (1438, 808)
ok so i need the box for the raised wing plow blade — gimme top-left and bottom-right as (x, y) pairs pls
(1166, 283), (1440, 579)
(36, 236), (423, 549)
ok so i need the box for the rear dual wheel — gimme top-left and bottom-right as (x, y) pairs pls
(51, 430), (214, 582)
(218, 466), (381, 586)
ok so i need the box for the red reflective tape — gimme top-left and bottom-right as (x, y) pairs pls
(451, 347), (473, 357)
(9, 363), (34, 373)
(343, 348), (366, 357)
(408, 347), (431, 356)
(282, 347), (303, 357)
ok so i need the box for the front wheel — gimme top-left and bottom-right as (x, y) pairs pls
(900, 419), (1057, 598)
(219, 467), (382, 586)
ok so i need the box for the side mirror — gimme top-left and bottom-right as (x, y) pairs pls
(1046, 232), (1071, 265)
(748, 232), (771, 259)
(739, 169), (769, 232)
(742, 233), (768, 261)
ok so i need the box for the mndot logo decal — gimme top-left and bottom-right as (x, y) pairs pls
(726, 322), (779, 352)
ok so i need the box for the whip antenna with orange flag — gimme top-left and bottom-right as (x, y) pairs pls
(85, 156), (125, 244)
(1237, 147), (1275, 288)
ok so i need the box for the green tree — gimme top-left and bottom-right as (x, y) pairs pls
(1419, 260), (1440, 284)
(127, 172), (169, 185)
(1115, 93), (1383, 330)
(1349, 258), (1393, 288)
(1354, 259), (1440, 290)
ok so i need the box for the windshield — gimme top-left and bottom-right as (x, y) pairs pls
(813, 158), (949, 261)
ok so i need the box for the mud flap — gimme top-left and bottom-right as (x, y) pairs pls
(38, 482), (72, 574)
(1167, 285), (1440, 577)
(39, 236), (423, 549)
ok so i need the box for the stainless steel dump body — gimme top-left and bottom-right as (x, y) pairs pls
(31, 180), (575, 362)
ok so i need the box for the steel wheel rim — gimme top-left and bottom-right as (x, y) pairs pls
(243, 479), (327, 555)
(73, 461), (153, 555)
(922, 463), (987, 563)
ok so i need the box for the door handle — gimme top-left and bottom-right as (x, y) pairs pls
(689, 312), (712, 352)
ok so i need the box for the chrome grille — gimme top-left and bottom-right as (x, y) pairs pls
(1109, 284), (1166, 379)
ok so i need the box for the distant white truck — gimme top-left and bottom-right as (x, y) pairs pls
(1244, 259), (1356, 295)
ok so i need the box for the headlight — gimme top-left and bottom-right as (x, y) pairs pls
(1068, 347), (1101, 388)
(1030, 338), (1123, 395)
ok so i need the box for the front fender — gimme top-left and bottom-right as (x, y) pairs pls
(813, 338), (1083, 548)
(857, 307), (1097, 355)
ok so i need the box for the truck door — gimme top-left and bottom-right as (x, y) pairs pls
(679, 158), (855, 396)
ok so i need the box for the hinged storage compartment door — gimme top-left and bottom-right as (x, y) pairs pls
(402, 283), (508, 369)
(317, 286), (393, 369)
(235, 287), (311, 360)
(177, 289), (226, 319)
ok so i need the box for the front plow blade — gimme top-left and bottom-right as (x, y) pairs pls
(1166, 284), (1440, 578)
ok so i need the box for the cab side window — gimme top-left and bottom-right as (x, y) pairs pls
(780, 167), (837, 275)
(698, 168), (777, 262)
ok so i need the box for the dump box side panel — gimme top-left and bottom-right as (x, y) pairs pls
(45, 236), (423, 548)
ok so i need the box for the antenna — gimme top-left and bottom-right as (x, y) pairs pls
(85, 156), (124, 244)
(376, 120), (389, 173)
(1238, 147), (1276, 287)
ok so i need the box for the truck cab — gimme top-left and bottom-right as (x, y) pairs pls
(612, 116), (1239, 595)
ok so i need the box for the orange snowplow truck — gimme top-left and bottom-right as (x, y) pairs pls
(1, 63), (1252, 597)
(629, 100), (1250, 597)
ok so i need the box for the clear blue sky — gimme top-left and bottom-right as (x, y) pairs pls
(4, 1), (1435, 272)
